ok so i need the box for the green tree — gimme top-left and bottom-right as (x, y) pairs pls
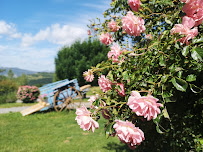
(0, 68), (6, 80)
(7, 69), (14, 80)
(55, 39), (109, 86)
(16, 74), (28, 86)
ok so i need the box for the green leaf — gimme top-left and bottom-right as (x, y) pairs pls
(192, 37), (203, 44)
(108, 71), (114, 82)
(182, 46), (189, 57)
(175, 43), (180, 49)
(171, 77), (188, 92)
(189, 84), (202, 93)
(122, 71), (129, 80)
(162, 108), (170, 120)
(165, 18), (172, 25)
(161, 75), (169, 83)
(156, 125), (164, 134)
(106, 96), (111, 105)
(159, 55), (166, 66)
(113, 108), (118, 115)
(186, 74), (196, 82)
(169, 64), (175, 73)
(177, 71), (183, 78)
(191, 47), (203, 61)
(105, 123), (113, 139)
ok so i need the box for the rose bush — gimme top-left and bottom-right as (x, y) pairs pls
(77, 0), (203, 151)
(16, 86), (40, 103)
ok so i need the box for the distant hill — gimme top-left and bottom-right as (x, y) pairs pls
(0, 67), (54, 86)
(27, 72), (54, 86)
(0, 67), (37, 77)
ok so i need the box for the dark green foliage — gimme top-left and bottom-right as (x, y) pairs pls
(55, 39), (109, 86)
(0, 79), (18, 104)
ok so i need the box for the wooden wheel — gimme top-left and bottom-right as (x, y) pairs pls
(53, 86), (82, 112)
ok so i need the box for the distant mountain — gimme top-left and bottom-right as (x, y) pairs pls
(0, 67), (37, 77)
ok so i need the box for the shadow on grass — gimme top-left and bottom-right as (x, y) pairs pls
(103, 142), (136, 152)
(33, 108), (76, 115)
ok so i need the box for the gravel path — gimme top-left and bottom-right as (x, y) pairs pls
(0, 102), (91, 114)
(0, 106), (32, 114)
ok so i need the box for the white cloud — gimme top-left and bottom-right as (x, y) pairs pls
(21, 24), (87, 47)
(0, 45), (57, 72)
(0, 20), (21, 39)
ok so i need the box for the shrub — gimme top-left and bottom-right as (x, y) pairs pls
(75, 0), (203, 151)
(0, 79), (18, 104)
(16, 86), (40, 103)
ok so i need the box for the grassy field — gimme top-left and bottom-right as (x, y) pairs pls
(0, 111), (131, 152)
(86, 86), (103, 96)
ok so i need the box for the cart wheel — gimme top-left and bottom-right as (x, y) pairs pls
(53, 86), (82, 112)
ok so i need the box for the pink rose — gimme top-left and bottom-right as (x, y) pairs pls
(75, 106), (99, 132)
(108, 19), (120, 32)
(180, 0), (191, 3)
(122, 11), (145, 37)
(127, 91), (163, 121)
(113, 120), (144, 150)
(171, 16), (198, 45)
(98, 75), (112, 92)
(87, 30), (91, 35)
(88, 94), (99, 109)
(116, 83), (125, 97)
(83, 69), (94, 82)
(100, 32), (113, 45)
(128, 0), (141, 12)
(182, 0), (203, 26)
(108, 44), (123, 63)
(182, 0), (203, 16)
(187, 9), (203, 26)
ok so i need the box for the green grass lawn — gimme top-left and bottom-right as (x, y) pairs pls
(86, 86), (102, 96)
(0, 111), (131, 152)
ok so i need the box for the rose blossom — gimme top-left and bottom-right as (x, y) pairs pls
(182, 0), (203, 16)
(171, 16), (198, 45)
(113, 120), (144, 149)
(87, 30), (91, 35)
(116, 83), (125, 97)
(180, 0), (191, 3)
(128, 0), (141, 12)
(108, 19), (120, 32)
(98, 75), (112, 92)
(122, 11), (145, 37)
(88, 94), (99, 109)
(75, 106), (99, 132)
(83, 69), (94, 82)
(127, 91), (163, 121)
(181, 0), (203, 26)
(100, 32), (113, 45)
(187, 9), (203, 26)
(108, 44), (123, 63)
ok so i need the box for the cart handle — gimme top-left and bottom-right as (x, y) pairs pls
(80, 85), (91, 92)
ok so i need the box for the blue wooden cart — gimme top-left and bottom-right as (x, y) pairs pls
(21, 79), (90, 116)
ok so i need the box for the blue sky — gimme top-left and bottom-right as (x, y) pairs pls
(0, 0), (110, 72)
